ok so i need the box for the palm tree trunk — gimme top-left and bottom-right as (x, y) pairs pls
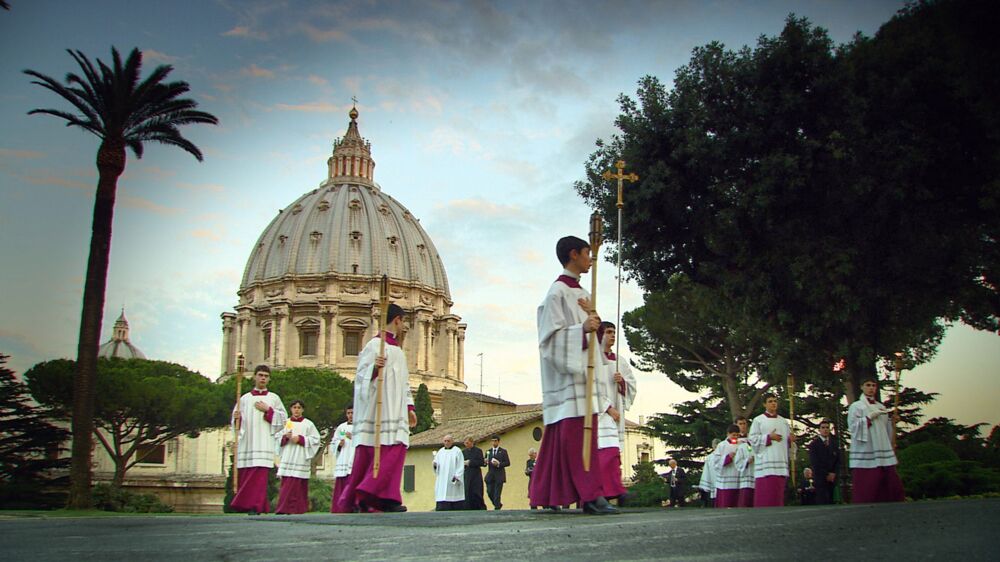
(67, 141), (125, 509)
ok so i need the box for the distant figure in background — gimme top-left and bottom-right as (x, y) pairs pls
(275, 399), (320, 514)
(735, 416), (755, 507)
(664, 459), (687, 507)
(807, 419), (840, 505)
(330, 405), (357, 513)
(697, 441), (720, 508)
(485, 435), (510, 510)
(231, 365), (287, 514)
(799, 467), (816, 505)
(462, 437), (487, 510)
(525, 448), (538, 508)
(432, 434), (466, 511)
(848, 377), (905, 503)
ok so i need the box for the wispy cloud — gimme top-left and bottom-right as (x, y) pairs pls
(435, 198), (523, 219)
(120, 195), (181, 216)
(21, 173), (91, 191)
(275, 101), (343, 113)
(176, 181), (225, 193)
(0, 148), (45, 159)
(191, 228), (223, 241)
(222, 25), (268, 40)
(302, 23), (350, 43)
(424, 126), (483, 156)
(143, 49), (178, 63)
(307, 75), (329, 87)
(242, 63), (275, 78)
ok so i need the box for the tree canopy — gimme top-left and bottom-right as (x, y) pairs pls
(25, 358), (229, 487)
(577, 1), (998, 400)
(0, 354), (70, 509)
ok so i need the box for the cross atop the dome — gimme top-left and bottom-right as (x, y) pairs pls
(351, 95), (358, 106)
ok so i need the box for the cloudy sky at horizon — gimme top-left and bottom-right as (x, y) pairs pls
(2, 0), (997, 432)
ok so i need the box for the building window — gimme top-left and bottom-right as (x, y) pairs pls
(640, 452), (650, 463)
(263, 328), (272, 359)
(403, 465), (415, 492)
(344, 330), (361, 356)
(532, 427), (543, 442)
(300, 326), (318, 357)
(136, 444), (166, 465)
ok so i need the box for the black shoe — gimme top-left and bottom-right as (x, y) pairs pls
(383, 503), (408, 513)
(546, 505), (562, 512)
(582, 497), (620, 515)
(616, 493), (632, 507)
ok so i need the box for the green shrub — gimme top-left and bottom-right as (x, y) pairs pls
(898, 460), (1000, 499)
(627, 461), (670, 507)
(898, 441), (959, 467)
(308, 477), (332, 512)
(92, 483), (174, 513)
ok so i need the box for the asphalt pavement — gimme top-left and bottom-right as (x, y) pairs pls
(1, 499), (997, 561)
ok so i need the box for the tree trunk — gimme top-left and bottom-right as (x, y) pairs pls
(720, 372), (742, 422)
(112, 457), (127, 488)
(67, 141), (125, 509)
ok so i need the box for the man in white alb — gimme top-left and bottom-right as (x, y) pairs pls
(848, 377), (905, 503)
(231, 365), (287, 514)
(433, 434), (466, 511)
(748, 394), (795, 507)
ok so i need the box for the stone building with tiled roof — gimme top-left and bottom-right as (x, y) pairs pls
(400, 391), (665, 511)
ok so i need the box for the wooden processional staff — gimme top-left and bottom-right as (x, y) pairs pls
(892, 352), (904, 450)
(788, 373), (797, 489)
(232, 352), (245, 490)
(372, 274), (390, 478)
(582, 212), (603, 471)
(602, 160), (639, 447)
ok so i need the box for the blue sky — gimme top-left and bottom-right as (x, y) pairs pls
(1, 0), (997, 431)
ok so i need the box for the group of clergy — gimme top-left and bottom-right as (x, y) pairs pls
(431, 434), (512, 511)
(698, 375), (905, 507)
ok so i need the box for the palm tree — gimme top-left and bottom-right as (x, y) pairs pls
(24, 47), (218, 508)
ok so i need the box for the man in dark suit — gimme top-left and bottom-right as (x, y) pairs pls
(807, 419), (840, 504)
(462, 437), (487, 510)
(664, 459), (687, 507)
(484, 435), (510, 510)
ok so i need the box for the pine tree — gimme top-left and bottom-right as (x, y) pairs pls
(0, 354), (70, 508)
(412, 384), (435, 434)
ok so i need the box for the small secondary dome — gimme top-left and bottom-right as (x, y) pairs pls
(98, 309), (146, 359)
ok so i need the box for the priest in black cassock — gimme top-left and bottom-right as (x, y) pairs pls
(462, 437), (487, 510)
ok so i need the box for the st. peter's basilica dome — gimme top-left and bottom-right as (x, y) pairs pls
(220, 107), (466, 400)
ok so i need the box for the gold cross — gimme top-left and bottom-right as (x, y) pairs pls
(601, 160), (639, 209)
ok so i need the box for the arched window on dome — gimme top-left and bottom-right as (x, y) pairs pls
(339, 317), (368, 357)
(297, 318), (320, 357)
(261, 321), (273, 360)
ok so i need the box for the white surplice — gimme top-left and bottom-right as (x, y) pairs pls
(432, 446), (466, 502)
(275, 417), (321, 479)
(596, 352), (637, 450)
(332, 420), (356, 478)
(537, 270), (601, 425)
(712, 439), (749, 491)
(847, 397), (898, 469)
(748, 413), (791, 478)
(353, 334), (414, 448)
(232, 390), (287, 469)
